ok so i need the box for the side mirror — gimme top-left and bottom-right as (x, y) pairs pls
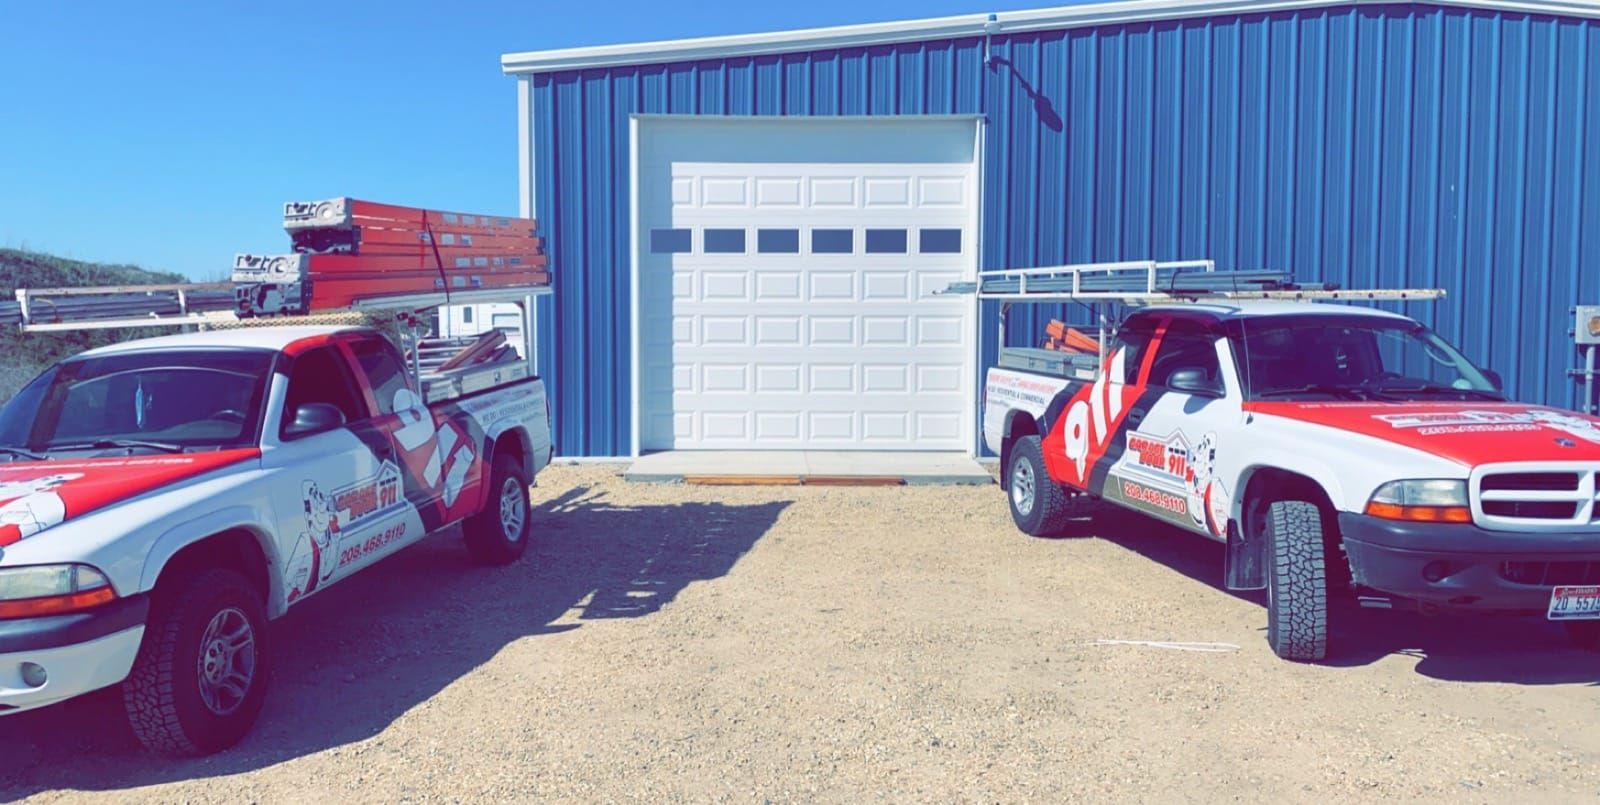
(1482, 368), (1504, 392)
(285, 402), (346, 439)
(1168, 368), (1223, 398)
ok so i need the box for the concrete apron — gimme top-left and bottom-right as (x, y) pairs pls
(624, 451), (995, 486)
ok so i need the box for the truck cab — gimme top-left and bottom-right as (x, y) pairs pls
(987, 301), (1600, 660)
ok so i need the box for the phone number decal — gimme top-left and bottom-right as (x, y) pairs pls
(338, 522), (407, 568)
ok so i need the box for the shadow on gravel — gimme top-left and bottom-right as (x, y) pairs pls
(1, 485), (788, 797)
(1089, 506), (1600, 686)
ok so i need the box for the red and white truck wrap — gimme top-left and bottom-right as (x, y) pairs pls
(0, 324), (551, 753)
(986, 301), (1600, 661)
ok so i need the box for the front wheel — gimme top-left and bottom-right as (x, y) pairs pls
(463, 454), (532, 565)
(1006, 435), (1073, 536)
(122, 567), (270, 756)
(1264, 499), (1330, 662)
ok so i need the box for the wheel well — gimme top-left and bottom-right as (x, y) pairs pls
(1239, 468), (1348, 582)
(999, 413), (1040, 490)
(492, 429), (531, 479)
(1242, 469), (1335, 530)
(153, 529), (270, 601)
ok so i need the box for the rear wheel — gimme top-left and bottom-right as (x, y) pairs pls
(123, 567), (269, 756)
(1265, 499), (1329, 662)
(1006, 435), (1072, 536)
(463, 454), (531, 565)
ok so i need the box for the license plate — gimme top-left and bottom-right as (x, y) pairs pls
(1547, 585), (1600, 621)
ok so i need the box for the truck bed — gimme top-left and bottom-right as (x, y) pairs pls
(411, 332), (534, 404)
(998, 346), (1100, 380)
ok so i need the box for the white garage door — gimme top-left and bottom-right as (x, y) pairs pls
(634, 118), (977, 452)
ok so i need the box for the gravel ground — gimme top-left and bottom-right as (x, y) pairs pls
(5, 463), (1600, 802)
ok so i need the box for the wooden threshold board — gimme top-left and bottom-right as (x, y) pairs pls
(682, 475), (907, 487)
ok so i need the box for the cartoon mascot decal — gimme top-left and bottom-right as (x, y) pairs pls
(285, 480), (341, 602)
(1185, 433), (1231, 538)
(0, 473), (82, 547)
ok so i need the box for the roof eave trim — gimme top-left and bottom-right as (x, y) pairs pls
(500, 0), (1600, 75)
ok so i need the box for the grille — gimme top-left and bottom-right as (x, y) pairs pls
(1483, 500), (1580, 519)
(1501, 561), (1600, 586)
(1481, 472), (1580, 492)
(1473, 464), (1600, 530)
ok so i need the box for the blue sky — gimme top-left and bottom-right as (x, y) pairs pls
(0, 0), (1057, 279)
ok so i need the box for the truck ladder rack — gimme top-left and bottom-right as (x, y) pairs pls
(940, 260), (1445, 303)
(6, 285), (550, 333)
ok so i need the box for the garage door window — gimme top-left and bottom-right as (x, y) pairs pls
(919, 229), (962, 254)
(812, 229), (853, 254)
(704, 228), (746, 254)
(650, 228), (692, 254)
(757, 229), (800, 253)
(864, 229), (907, 254)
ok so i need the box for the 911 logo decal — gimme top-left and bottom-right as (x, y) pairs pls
(285, 463), (404, 603)
(1060, 348), (1130, 484)
(1111, 429), (1231, 538)
(1125, 429), (1191, 482)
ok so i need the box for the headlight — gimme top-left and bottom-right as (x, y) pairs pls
(1366, 480), (1471, 523)
(0, 564), (117, 619)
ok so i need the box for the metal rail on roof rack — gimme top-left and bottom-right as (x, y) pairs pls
(938, 260), (1445, 303)
(7, 284), (551, 333)
(938, 259), (1445, 368)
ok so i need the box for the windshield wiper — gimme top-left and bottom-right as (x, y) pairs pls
(1256, 384), (1369, 401)
(48, 439), (187, 454)
(1366, 382), (1503, 401)
(0, 445), (46, 460)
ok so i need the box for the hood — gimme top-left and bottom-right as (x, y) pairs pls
(0, 449), (259, 547)
(1242, 402), (1600, 467)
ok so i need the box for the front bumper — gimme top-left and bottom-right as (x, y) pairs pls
(0, 595), (148, 715)
(1339, 513), (1600, 612)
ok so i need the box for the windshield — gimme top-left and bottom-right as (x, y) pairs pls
(0, 349), (275, 452)
(1234, 314), (1500, 402)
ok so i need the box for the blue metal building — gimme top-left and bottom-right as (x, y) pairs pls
(502, 0), (1600, 457)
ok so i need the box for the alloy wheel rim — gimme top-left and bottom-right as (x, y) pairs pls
(500, 477), (526, 541)
(1011, 460), (1036, 516)
(196, 607), (256, 717)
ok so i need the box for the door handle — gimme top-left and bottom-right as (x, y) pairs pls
(373, 441), (394, 460)
(1126, 409), (1145, 426)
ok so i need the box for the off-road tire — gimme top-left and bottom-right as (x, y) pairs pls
(1006, 435), (1073, 536)
(1265, 499), (1330, 662)
(1565, 622), (1600, 652)
(463, 454), (531, 565)
(122, 567), (270, 756)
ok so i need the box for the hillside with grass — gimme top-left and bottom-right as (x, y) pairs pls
(0, 248), (186, 399)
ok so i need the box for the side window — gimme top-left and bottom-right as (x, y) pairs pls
(349, 338), (411, 415)
(1148, 318), (1222, 388)
(1108, 317), (1159, 384)
(280, 346), (367, 436)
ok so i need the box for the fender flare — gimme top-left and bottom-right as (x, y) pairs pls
(470, 422), (536, 515)
(138, 505), (286, 617)
(1223, 455), (1347, 591)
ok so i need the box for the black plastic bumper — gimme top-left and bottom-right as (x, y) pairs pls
(0, 594), (149, 653)
(1338, 513), (1600, 612)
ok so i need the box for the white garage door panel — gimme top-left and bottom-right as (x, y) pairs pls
(636, 122), (976, 452)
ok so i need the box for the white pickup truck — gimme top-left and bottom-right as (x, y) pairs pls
(0, 324), (551, 753)
(986, 301), (1600, 660)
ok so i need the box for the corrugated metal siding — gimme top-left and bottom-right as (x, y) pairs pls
(528, 3), (1600, 456)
